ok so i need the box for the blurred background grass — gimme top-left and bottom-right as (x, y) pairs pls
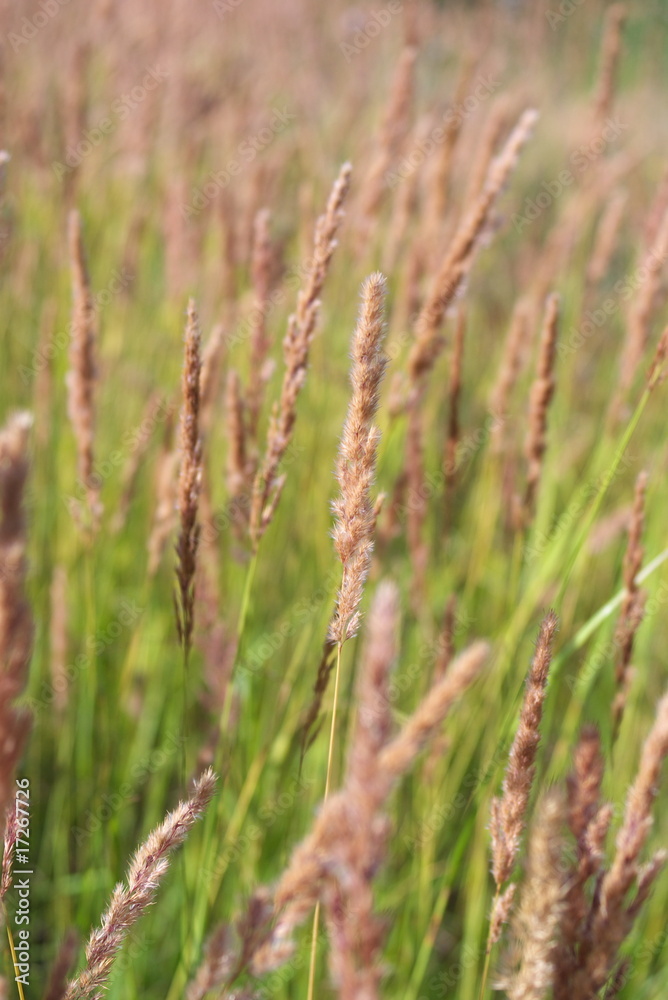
(2, 0), (668, 997)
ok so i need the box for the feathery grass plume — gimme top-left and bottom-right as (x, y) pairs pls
(405, 403), (429, 598)
(586, 189), (627, 286)
(1, 803), (17, 901)
(408, 108), (538, 390)
(425, 595), (459, 775)
(197, 469), (222, 589)
(347, 581), (399, 792)
(601, 961), (631, 1000)
(569, 693), (668, 996)
(435, 594), (458, 682)
(299, 639), (337, 759)
(646, 325), (668, 391)
(34, 299), (58, 451)
(225, 369), (248, 503)
(444, 306), (466, 519)
(196, 572), (236, 722)
(67, 210), (101, 532)
(566, 725), (605, 849)
(219, 188), (239, 321)
(44, 930), (79, 1000)
(591, 4), (626, 126)
(490, 612), (558, 937)
(174, 299), (202, 654)
(164, 174), (197, 300)
(397, 239), (427, 342)
(252, 639), (488, 980)
(112, 392), (173, 534)
(324, 582), (399, 999)
(0, 412), (33, 837)
(147, 440), (178, 576)
(551, 726), (608, 999)
(299, 273), (388, 776)
(357, 45), (417, 246)
(199, 323), (226, 437)
(187, 586), (398, 993)
(461, 97), (511, 213)
(0, 151), (10, 213)
(587, 504), (635, 556)
(185, 925), (235, 1000)
(489, 299), (531, 455)
(614, 205), (668, 412)
(605, 692), (668, 900)
(246, 208), (275, 448)
(49, 564), (69, 714)
(199, 626), (483, 990)
(61, 40), (88, 200)
(329, 273), (388, 646)
(522, 293), (559, 529)
(612, 471), (647, 735)
(425, 57), (476, 245)
(496, 791), (567, 1000)
(628, 202), (668, 359)
(378, 640), (489, 780)
(382, 120), (422, 272)
(372, 490), (386, 527)
(250, 162), (352, 550)
(643, 165), (668, 248)
(63, 769), (216, 1000)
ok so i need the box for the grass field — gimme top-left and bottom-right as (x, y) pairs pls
(3, 1), (668, 998)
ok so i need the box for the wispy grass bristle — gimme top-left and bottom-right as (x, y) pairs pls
(63, 769), (216, 1000)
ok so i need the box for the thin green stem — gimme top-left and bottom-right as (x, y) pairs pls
(5, 915), (26, 1000)
(477, 889), (498, 1000)
(306, 640), (343, 1000)
(169, 546), (260, 1000)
